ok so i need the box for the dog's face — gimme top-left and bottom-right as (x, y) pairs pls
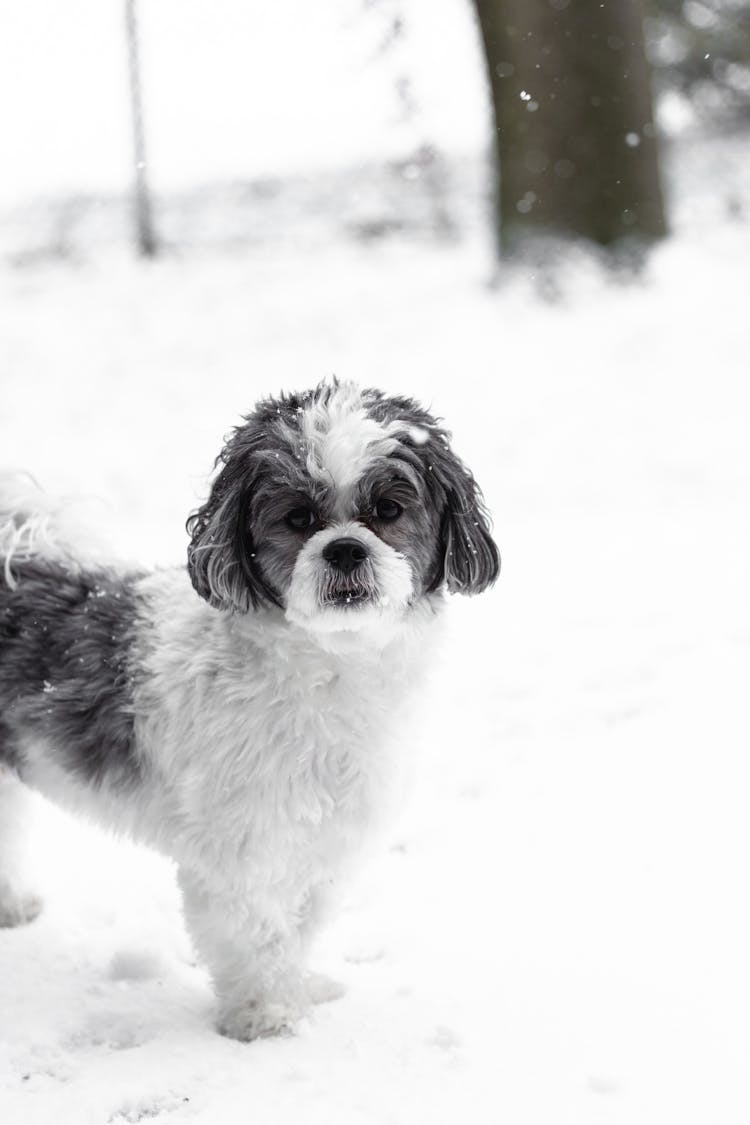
(187, 381), (499, 641)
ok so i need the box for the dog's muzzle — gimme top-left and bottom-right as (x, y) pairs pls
(321, 537), (372, 606)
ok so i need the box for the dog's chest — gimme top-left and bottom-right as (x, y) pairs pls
(163, 631), (411, 876)
(250, 648), (399, 823)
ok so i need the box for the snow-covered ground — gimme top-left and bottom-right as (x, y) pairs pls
(2, 2), (750, 1120)
(2, 161), (750, 1121)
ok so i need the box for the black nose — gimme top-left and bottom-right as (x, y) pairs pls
(322, 537), (369, 574)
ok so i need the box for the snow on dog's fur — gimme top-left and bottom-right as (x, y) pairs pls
(0, 380), (499, 1040)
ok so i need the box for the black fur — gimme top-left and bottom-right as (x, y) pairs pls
(187, 387), (345, 612)
(0, 557), (144, 789)
(186, 413), (292, 612)
(363, 391), (501, 594)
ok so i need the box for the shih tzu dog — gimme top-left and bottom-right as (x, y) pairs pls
(0, 379), (499, 1041)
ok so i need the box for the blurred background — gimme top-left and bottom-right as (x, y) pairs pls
(1, 0), (748, 556)
(1, 0), (749, 258)
(1, 0), (749, 260)
(1, 3), (750, 1124)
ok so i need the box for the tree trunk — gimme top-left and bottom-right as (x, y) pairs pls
(472, 0), (666, 254)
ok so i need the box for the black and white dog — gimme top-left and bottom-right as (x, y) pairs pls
(0, 379), (499, 1040)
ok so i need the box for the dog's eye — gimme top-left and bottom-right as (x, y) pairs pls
(374, 498), (402, 522)
(285, 507), (316, 531)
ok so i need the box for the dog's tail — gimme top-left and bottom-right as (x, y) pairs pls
(0, 473), (68, 588)
(0, 473), (112, 589)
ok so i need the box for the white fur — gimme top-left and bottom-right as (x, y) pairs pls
(0, 768), (42, 928)
(0, 472), (118, 584)
(302, 382), (393, 499)
(135, 572), (438, 1038)
(300, 382), (422, 517)
(1, 474), (444, 1040)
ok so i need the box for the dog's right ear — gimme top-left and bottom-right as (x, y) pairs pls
(186, 427), (279, 613)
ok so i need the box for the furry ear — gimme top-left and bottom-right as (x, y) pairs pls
(186, 428), (280, 612)
(422, 433), (500, 596)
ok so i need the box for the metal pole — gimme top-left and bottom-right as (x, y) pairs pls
(125, 0), (157, 256)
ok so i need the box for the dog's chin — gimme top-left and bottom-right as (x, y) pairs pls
(284, 587), (411, 651)
(282, 528), (416, 649)
(320, 586), (371, 610)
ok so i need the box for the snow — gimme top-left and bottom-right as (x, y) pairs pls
(2, 2), (750, 1121)
(2, 175), (750, 1124)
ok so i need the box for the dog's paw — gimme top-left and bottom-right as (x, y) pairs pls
(305, 970), (346, 1006)
(217, 999), (301, 1042)
(0, 888), (43, 928)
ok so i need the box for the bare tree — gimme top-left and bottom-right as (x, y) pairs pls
(124, 0), (157, 257)
(472, 0), (666, 254)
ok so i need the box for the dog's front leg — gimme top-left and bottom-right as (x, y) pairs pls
(178, 867), (308, 1041)
(0, 768), (42, 928)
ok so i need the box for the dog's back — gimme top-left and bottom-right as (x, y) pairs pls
(0, 478), (144, 790)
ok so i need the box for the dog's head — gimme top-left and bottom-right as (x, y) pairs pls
(186, 381), (499, 641)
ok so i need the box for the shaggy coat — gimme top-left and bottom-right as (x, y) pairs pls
(0, 380), (499, 1040)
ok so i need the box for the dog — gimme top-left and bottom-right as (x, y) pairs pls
(0, 379), (499, 1040)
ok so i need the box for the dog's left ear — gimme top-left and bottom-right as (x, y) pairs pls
(423, 433), (501, 596)
(186, 426), (279, 613)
